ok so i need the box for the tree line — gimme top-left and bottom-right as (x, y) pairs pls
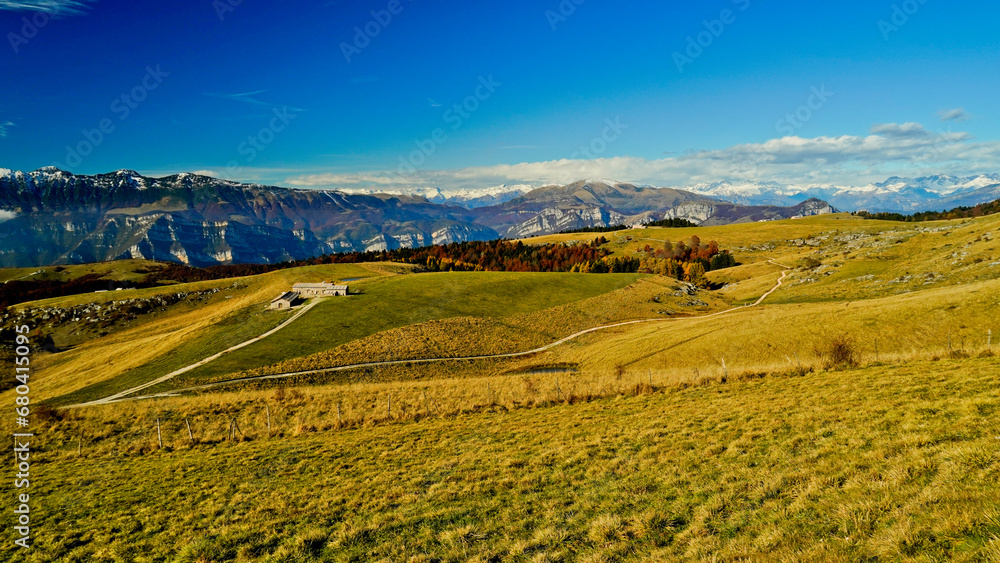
(0, 274), (159, 311)
(572, 235), (737, 287)
(558, 218), (697, 234)
(143, 238), (615, 281)
(2, 234), (739, 310)
(853, 198), (1000, 222)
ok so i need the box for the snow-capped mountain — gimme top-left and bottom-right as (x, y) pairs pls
(0, 168), (497, 267)
(684, 175), (1000, 213)
(0, 169), (837, 267)
(338, 184), (533, 209)
(683, 180), (814, 207)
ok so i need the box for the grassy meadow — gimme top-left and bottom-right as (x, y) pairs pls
(26, 263), (384, 403)
(0, 259), (169, 284)
(2, 212), (1000, 561)
(4, 355), (1000, 561)
(157, 271), (647, 387)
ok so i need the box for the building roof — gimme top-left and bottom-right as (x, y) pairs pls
(293, 282), (348, 290)
(271, 291), (299, 303)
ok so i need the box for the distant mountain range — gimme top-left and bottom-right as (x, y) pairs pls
(354, 174), (1000, 214)
(313, 174), (1000, 214)
(0, 169), (835, 267)
(682, 174), (1000, 213)
(337, 184), (533, 209)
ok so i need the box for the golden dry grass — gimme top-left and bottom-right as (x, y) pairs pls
(6, 354), (1000, 561)
(216, 274), (722, 384)
(27, 263), (387, 401)
(4, 211), (1000, 560)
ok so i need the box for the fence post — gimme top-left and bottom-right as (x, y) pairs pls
(185, 418), (194, 443)
(265, 404), (271, 436)
(229, 419), (242, 440)
(156, 418), (162, 448)
(337, 402), (342, 426)
(721, 358), (728, 381)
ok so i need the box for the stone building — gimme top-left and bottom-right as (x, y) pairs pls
(292, 282), (349, 297)
(269, 291), (300, 310)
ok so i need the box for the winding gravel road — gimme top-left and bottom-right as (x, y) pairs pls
(74, 261), (791, 406)
(71, 299), (323, 407)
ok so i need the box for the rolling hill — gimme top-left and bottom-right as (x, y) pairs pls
(2, 211), (1000, 561)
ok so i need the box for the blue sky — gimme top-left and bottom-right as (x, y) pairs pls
(1, 0), (999, 190)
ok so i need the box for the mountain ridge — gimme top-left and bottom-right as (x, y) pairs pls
(683, 174), (1000, 212)
(0, 168), (833, 267)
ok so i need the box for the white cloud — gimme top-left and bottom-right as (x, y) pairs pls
(0, 1), (94, 14)
(284, 122), (1000, 191)
(939, 108), (970, 122)
(0, 121), (13, 137)
(0, 210), (18, 223)
(190, 170), (219, 177)
(869, 122), (940, 139)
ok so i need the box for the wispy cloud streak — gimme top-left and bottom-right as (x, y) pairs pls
(0, 0), (95, 14)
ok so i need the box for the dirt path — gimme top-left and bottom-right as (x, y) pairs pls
(100, 261), (792, 404)
(71, 299), (324, 407)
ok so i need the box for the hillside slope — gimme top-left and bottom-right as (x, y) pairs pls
(4, 355), (998, 561)
(1, 210), (999, 561)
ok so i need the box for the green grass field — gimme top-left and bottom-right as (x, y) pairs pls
(166, 272), (645, 382)
(3, 212), (1000, 561)
(22, 263), (385, 402)
(49, 303), (297, 406)
(43, 271), (643, 404)
(0, 259), (167, 284)
(5, 355), (999, 562)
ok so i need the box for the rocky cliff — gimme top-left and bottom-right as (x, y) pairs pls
(0, 168), (495, 266)
(0, 170), (836, 267)
(663, 198), (835, 226)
